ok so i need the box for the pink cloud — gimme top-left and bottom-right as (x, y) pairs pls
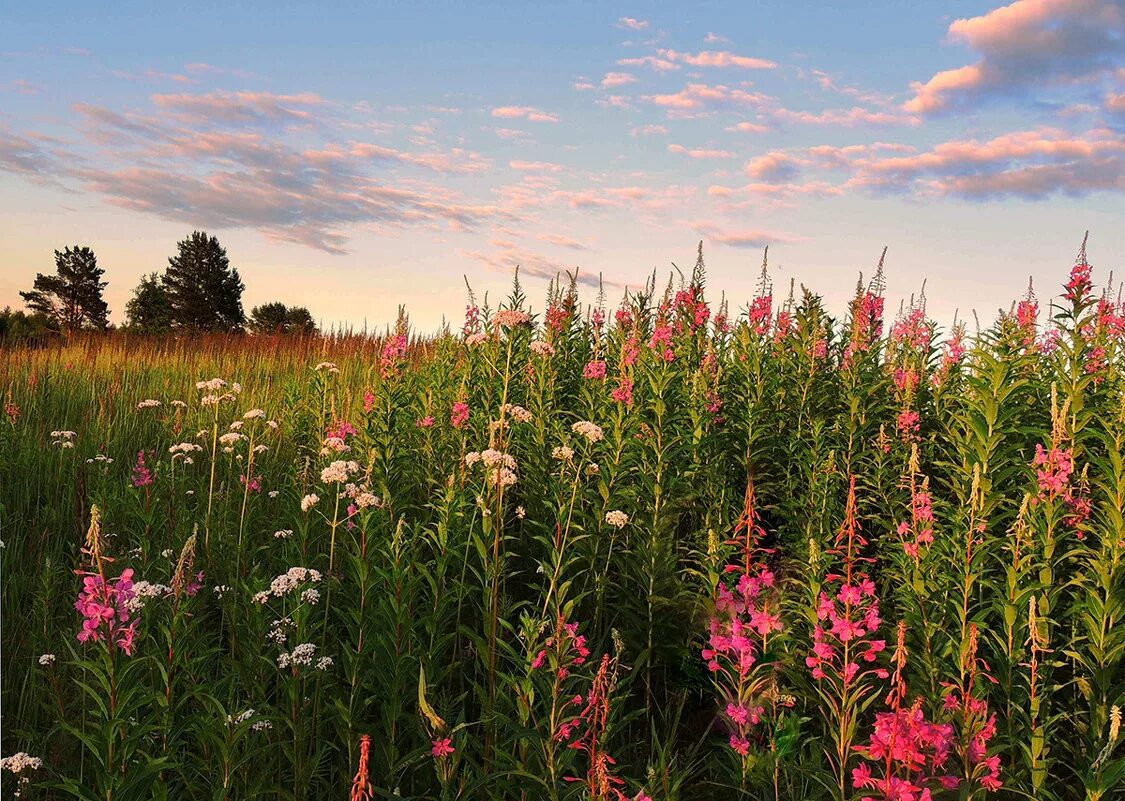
(509, 159), (564, 172)
(694, 222), (799, 248)
(745, 151), (800, 181)
(852, 126), (1125, 199)
(905, 0), (1125, 113)
(151, 90), (326, 126)
(601, 72), (638, 87)
(647, 83), (772, 112)
(772, 106), (920, 127)
(667, 143), (736, 159)
(631, 124), (669, 136)
(1107, 92), (1125, 113)
(726, 121), (769, 133)
(657, 48), (777, 70)
(617, 17), (650, 31)
(574, 81), (596, 91)
(704, 32), (730, 44)
(616, 55), (680, 72)
(538, 232), (590, 250)
(490, 105), (559, 123)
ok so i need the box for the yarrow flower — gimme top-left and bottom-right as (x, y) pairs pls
(571, 420), (604, 443)
(136, 399), (161, 409)
(604, 510), (629, 528)
(301, 494), (320, 512)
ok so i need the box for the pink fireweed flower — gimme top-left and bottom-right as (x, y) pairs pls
(416, 415), (435, 428)
(450, 402), (470, 429)
(1066, 259), (1092, 303)
(703, 482), (785, 762)
(1033, 443), (1073, 500)
(611, 376), (634, 407)
(749, 292), (772, 336)
(379, 333), (409, 379)
(896, 409), (920, 442)
(531, 617), (591, 679)
(75, 568), (140, 655)
(362, 390), (376, 414)
(131, 451), (154, 488)
(326, 419), (358, 441)
(431, 738), (455, 758)
(583, 360), (607, 380)
(240, 474), (262, 493)
(649, 323), (675, 362)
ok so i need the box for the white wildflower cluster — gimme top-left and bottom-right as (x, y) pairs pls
(529, 340), (555, 357)
(571, 420), (604, 443)
(466, 332), (489, 347)
(0, 752), (42, 773)
(500, 403), (533, 423)
(171, 400), (187, 409)
(321, 460), (360, 484)
(127, 581), (171, 612)
(342, 482), (381, 509)
(605, 510), (629, 529)
(266, 618), (294, 646)
(320, 436), (350, 455)
(300, 494), (319, 512)
(268, 490), (280, 498)
(274, 529), (293, 539)
(316, 656), (334, 671)
(38, 654), (56, 666)
(169, 442), (203, 465)
(227, 708), (256, 725)
(219, 432), (246, 454)
(516, 506), (526, 519)
(277, 642), (317, 669)
(301, 588), (321, 605)
(254, 567), (322, 605)
(50, 430), (77, 448)
(228, 420), (244, 431)
(213, 585), (231, 599)
(197, 377), (241, 406)
(161, 549), (175, 559)
(254, 444), (269, 454)
(465, 449), (519, 488)
(243, 408), (266, 420)
(252, 720), (273, 731)
(586, 463), (600, 476)
(86, 454), (114, 466)
(314, 362), (339, 374)
(551, 445), (574, 461)
(136, 399), (161, 409)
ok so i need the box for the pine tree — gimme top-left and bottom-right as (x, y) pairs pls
(163, 231), (245, 331)
(20, 246), (109, 332)
(249, 302), (317, 334)
(124, 273), (174, 333)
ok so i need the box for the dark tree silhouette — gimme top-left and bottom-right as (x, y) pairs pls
(163, 231), (245, 331)
(125, 273), (174, 333)
(20, 246), (109, 332)
(249, 302), (318, 334)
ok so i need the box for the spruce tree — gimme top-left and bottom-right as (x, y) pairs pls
(20, 246), (110, 332)
(163, 231), (245, 331)
(125, 273), (174, 333)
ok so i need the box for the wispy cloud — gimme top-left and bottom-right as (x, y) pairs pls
(490, 105), (560, 123)
(617, 17), (650, 31)
(657, 48), (777, 70)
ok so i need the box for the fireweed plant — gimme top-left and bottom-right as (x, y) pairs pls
(1, 239), (1124, 800)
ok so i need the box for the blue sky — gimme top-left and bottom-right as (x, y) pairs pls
(2, 0), (1123, 330)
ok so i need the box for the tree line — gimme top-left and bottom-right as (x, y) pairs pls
(3, 231), (317, 340)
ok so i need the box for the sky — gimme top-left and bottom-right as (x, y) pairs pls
(1, 0), (1123, 332)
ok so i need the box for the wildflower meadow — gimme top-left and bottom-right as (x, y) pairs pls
(2, 239), (1124, 801)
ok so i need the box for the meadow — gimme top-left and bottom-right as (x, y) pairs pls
(1, 243), (1122, 801)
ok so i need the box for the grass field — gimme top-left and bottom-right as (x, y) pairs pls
(1, 249), (1123, 800)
